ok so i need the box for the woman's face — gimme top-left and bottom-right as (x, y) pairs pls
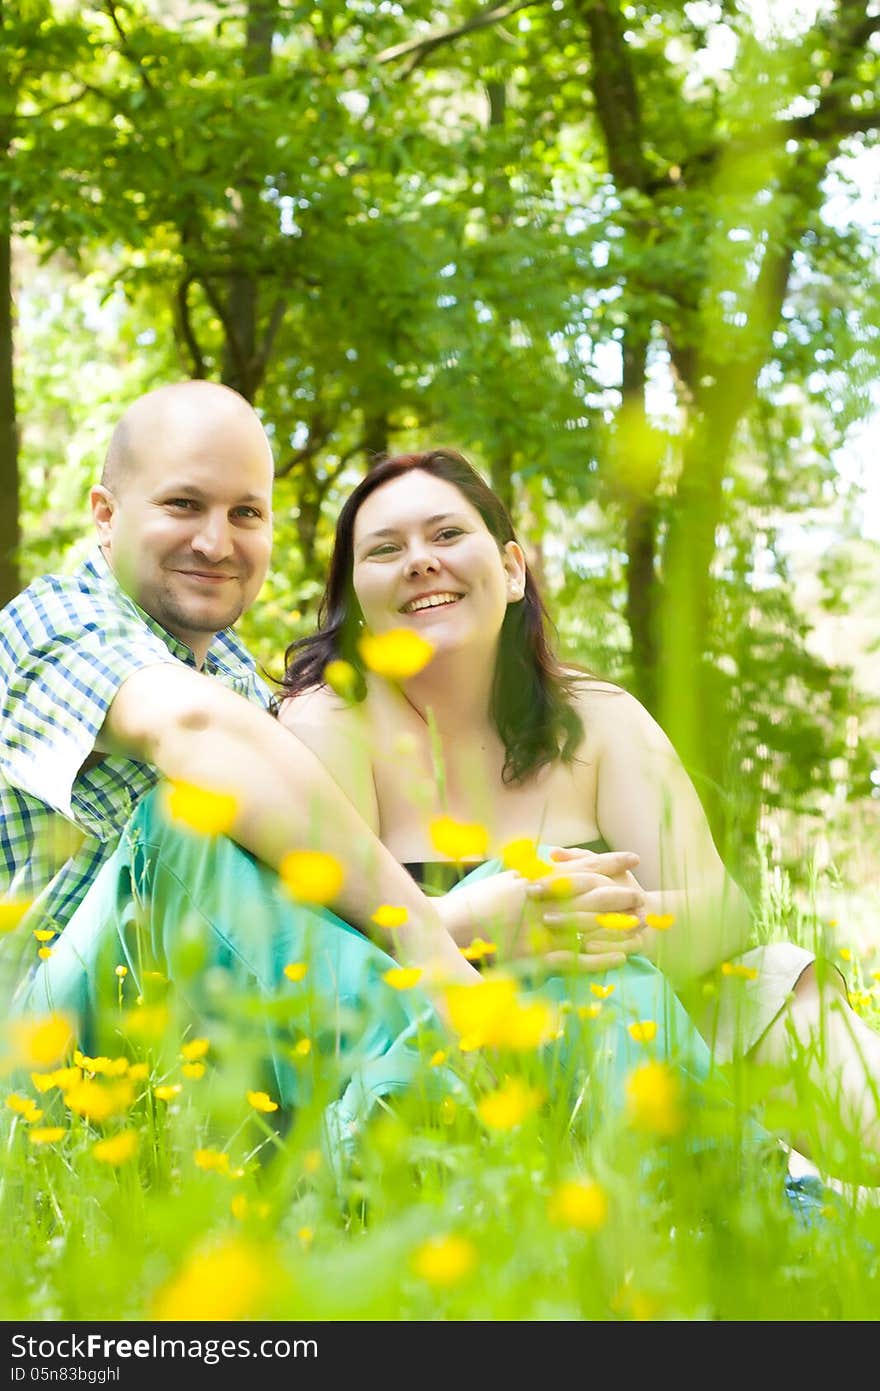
(351, 470), (525, 658)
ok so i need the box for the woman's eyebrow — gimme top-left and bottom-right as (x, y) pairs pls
(359, 512), (463, 542)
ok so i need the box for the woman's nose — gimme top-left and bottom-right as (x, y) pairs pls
(403, 546), (440, 578)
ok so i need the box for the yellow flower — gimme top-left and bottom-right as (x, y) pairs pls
(590, 983), (615, 999)
(152, 1239), (278, 1321)
(66, 1079), (134, 1121)
(247, 1090), (279, 1114)
(358, 628), (435, 680)
(839, 947), (852, 963)
(429, 816), (489, 862)
(282, 962), (309, 983)
(645, 913), (675, 931)
(595, 913), (641, 932)
(7, 1013), (75, 1069)
(195, 1149), (231, 1174)
(429, 1050), (448, 1067)
(128, 1063), (150, 1082)
(382, 966), (423, 991)
(292, 1038), (312, 1057)
(548, 1178), (609, 1231)
(182, 1062), (206, 1080)
(153, 1084), (183, 1103)
(627, 1020), (657, 1044)
(500, 837), (550, 881)
(180, 1038), (210, 1062)
(4, 1090), (40, 1123)
(411, 1235), (477, 1288)
(625, 1061), (684, 1137)
(848, 989), (874, 1011)
(33, 928), (54, 943)
(31, 1066), (81, 1094)
(324, 659), (358, 699)
(230, 1193), (249, 1220)
(162, 781), (238, 837)
(74, 1051), (129, 1077)
(0, 899), (33, 933)
(445, 976), (558, 1051)
(37, 947), (52, 961)
(92, 1130), (139, 1166)
(371, 905), (409, 930)
(28, 1126), (66, 1146)
(460, 937), (497, 962)
(114, 964), (128, 979)
(721, 962), (759, 980)
(477, 1077), (544, 1130)
(279, 850), (344, 905)
(303, 1149), (322, 1175)
(297, 1226), (314, 1250)
(543, 876), (574, 900)
(577, 1003), (602, 1020)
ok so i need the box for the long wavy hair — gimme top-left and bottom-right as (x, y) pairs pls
(275, 449), (585, 783)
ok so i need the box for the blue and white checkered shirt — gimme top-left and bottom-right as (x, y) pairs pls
(0, 549), (271, 933)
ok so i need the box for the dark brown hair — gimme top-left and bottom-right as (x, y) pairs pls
(275, 449), (584, 782)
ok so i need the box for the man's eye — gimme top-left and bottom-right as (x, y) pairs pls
(233, 507), (261, 520)
(167, 498), (197, 510)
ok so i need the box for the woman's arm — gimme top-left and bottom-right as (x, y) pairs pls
(568, 684), (753, 983)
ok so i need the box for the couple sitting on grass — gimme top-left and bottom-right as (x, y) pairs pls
(2, 379), (878, 1201)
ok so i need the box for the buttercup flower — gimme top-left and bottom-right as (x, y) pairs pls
(547, 1178), (609, 1231)
(429, 816), (489, 862)
(152, 1239), (278, 1321)
(595, 913), (641, 932)
(324, 659), (358, 699)
(182, 1062), (206, 1080)
(477, 1077), (544, 1130)
(247, 1090), (278, 1114)
(501, 837), (550, 881)
(33, 928), (54, 943)
(382, 967), (423, 991)
(445, 976), (559, 1051)
(577, 1003), (603, 1020)
(92, 1130), (139, 1166)
(358, 628), (434, 679)
(0, 899), (33, 933)
(28, 1126), (66, 1146)
(590, 983), (615, 999)
(625, 1060), (684, 1137)
(180, 1038), (210, 1062)
(280, 850), (344, 905)
(7, 1013), (75, 1070)
(645, 914), (675, 931)
(66, 1078), (134, 1122)
(460, 937), (497, 962)
(627, 1020), (657, 1044)
(195, 1149), (232, 1174)
(153, 1084), (182, 1103)
(371, 905), (409, 930)
(411, 1234), (477, 1287)
(721, 962), (759, 980)
(163, 781), (238, 837)
(291, 1039), (312, 1057)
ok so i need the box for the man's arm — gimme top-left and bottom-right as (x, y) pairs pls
(99, 664), (478, 986)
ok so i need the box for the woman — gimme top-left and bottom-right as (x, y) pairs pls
(275, 448), (880, 1178)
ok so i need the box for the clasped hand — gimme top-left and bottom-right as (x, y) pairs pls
(519, 846), (646, 971)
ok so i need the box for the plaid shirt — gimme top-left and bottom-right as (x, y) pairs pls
(0, 549), (271, 934)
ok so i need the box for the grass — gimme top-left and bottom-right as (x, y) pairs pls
(2, 858), (880, 1324)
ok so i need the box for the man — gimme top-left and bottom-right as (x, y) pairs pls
(0, 381), (482, 1133)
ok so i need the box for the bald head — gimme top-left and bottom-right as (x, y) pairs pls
(102, 380), (273, 494)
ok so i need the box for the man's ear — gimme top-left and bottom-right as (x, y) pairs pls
(90, 485), (116, 547)
(502, 540), (527, 602)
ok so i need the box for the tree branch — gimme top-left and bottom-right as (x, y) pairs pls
(174, 274), (207, 379)
(375, 0), (545, 74)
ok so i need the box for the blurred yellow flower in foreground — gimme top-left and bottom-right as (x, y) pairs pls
(460, 937), (497, 962)
(372, 904), (409, 930)
(7, 1013), (75, 1070)
(283, 961), (309, 982)
(501, 837), (550, 881)
(324, 659), (358, 699)
(0, 899), (33, 933)
(625, 1061), (684, 1138)
(280, 850), (345, 905)
(28, 1126), (66, 1146)
(645, 914), (675, 931)
(180, 1038), (210, 1062)
(74, 1051), (129, 1077)
(429, 816), (489, 862)
(548, 1178), (609, 1231)
(92, 1130), (139, 1166)
(478, 1077), (544, 1131)
(445, 976), (558, 1051)
(627, 1020), (657, 1044)
(182, 1062), (206, 1080)
(590, 983), (615, 999)
(578, 1003), (603, 1020)
(153, 1084), (182, 1103)
(6, 1093), (41, 1122)
(33, 929), (54, 943)
(195, 1149), (233, 1175)
(153, 1239), (279, 1321)
(247, 1090), (279, 1114)
(66, 1079), (135, 1122)
(382, 967), (423, 991)
(595, 913), (641, 932)
(358, 628), (435, 680)
(721, 962), (759, 981)
(163, 781), (237, 837)
(411, 1234), (477, 1288)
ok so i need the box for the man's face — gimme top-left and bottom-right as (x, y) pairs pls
(91, 411), (273, 662)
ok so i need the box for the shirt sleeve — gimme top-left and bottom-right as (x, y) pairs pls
(1, 590), (182, 831)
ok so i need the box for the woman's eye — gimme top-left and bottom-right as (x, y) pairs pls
(436, 528), (463, 541)
(369, 544), (398, 557)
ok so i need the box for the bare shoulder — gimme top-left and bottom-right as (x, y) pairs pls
(565, 673), (667, 754)
(275, 684), (376, 811)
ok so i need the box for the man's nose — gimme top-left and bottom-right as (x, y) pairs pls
(191, 511), (234, 560)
